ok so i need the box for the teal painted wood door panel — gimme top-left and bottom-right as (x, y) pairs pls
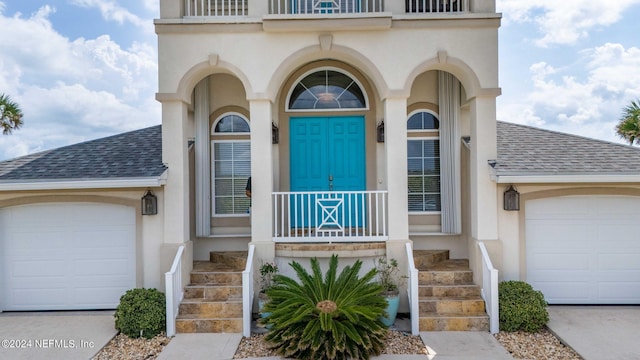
(290, 116), (365, 228)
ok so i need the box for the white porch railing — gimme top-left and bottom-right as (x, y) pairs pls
(478, 241), (499, 334)
(269, 0), (384, 15)
(185, 0), (248, 17)
(272, 190), (388, 242)
(406, 0), (468, 13)
(405, 242), (420, 335)
(165, 245), (186, 337)
(242, 244), (256, 337)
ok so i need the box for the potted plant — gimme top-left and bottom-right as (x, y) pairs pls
(375, 257), (404, 327)
(258, 261), (279, 323)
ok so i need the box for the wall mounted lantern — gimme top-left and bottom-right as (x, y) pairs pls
(503, 185), (520, 211)
(141, 190), (158, 215)
(377, 121), (385, 143)
(272, 122), (279, 144)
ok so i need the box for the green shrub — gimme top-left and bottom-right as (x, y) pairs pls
(498, 281), (549, 332)
(114, 288), (166, 339)
(262, 255), (388, 360)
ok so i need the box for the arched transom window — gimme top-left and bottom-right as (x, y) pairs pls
(288, 69), (367, 110)
(407, 110), (441, 213)
(211, 113), (251, 216)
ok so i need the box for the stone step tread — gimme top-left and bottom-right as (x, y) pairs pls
(192, 261), (244, 273)
(419, 313), (488, 318)
(185, 283), (243, 288)
(176, 314), (242, 320)
(419, 296), (485, 301)
(180, 298), (243, 304)
(417, 259), (470, 271)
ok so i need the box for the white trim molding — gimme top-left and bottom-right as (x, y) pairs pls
(0, 174), (167, 191)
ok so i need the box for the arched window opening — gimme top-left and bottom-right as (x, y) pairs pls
(211, 113), (251, 216)
(407, 110), (441, 213)
(288, 69), (366, 110)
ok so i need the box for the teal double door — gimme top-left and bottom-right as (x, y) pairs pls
(290, 116), (366, 228)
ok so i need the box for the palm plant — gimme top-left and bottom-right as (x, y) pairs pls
(261, 255), (388, 360)
(0, 93), (24, 135)
(615, 99), (640, 145)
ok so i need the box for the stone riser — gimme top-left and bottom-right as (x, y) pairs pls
(176, 318), (243, 333)
(419, 298), (486, 316)
(418, 271), (473, 285)
(179, 301), (243, 318)
(419, 285), (481, 297)
(190, 272), (242, 285)
(412, 250), (450, 268)
(419, 316), (489, 331)
(209, 251), (247, 270)
(184, 285), (242, 301)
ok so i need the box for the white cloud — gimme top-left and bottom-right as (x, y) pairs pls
(70, 0), (147, 27)
(0, 4), (159, 160)
(498, 43), (640, 144)
(497, 0), (640, 47)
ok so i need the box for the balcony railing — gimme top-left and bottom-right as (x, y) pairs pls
(269, 0), (383, 15)
(272, 190), (388, 242)
(183, 0), (469, 17)
(406, 0), (467, 13)
(185, 0), (248, 17)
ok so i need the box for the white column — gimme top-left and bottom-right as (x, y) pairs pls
(469, 95), (498, 240)
(195, 79), (210, 237)
(249, 99), (275, 259)
(384, 96), (409, 241)
(162, 100), (190, 244)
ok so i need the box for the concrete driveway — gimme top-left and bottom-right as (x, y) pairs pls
(547, 306), (640, 360)
(0, 311), (117, 360)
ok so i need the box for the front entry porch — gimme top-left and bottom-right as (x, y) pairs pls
(167, 244), (490, 336)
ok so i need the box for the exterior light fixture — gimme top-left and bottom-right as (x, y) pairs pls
(272, 122), (279, 144)
(141, 190), (158, 215)
(503, 185), (520, 211)
(377, 121), (385, 143)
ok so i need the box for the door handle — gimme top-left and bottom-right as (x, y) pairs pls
(329, 175), (333, 191)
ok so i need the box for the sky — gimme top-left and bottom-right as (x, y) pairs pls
(0, 0), (639, 161)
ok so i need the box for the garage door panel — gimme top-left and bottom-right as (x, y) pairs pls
(1, 203), (136, 311)
(598, 253), (640, 271)
(529, 253), (589, 271)
(526, 195), (640, 304)
(73, 259), (132, 276)
(599, 282), (640, 301)
(527, 221), (594, 244)
(536, 281), (591, 302)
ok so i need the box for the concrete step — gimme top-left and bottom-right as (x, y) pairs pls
(175, 316), (243, 333)
(419, 284), (481, 297)
(184, 284), (243, 301)
(419, 297), (486, 316)
(419, 314), (489, 331)
(178, 298), (243, 318)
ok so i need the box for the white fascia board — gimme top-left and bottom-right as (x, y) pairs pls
(0, 175), (167, 191)
(492, 174), (640, 184)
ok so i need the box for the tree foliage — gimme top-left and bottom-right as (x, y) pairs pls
(615, 99), (640, 145)
(261, 255), (388, 360)
(0, 93), (24, 135)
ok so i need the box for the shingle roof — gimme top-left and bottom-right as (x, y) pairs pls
(0, 125), (166, 181)
(495, 121), (640, 176)
(1, 121), (638, 183)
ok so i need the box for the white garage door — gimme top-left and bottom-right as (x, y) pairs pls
(0, 203), (136, 311)
(526, 195), (640, 304)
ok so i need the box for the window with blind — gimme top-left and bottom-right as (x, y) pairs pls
(407, 111), (441, 212)
(212, 114), (251, 216)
